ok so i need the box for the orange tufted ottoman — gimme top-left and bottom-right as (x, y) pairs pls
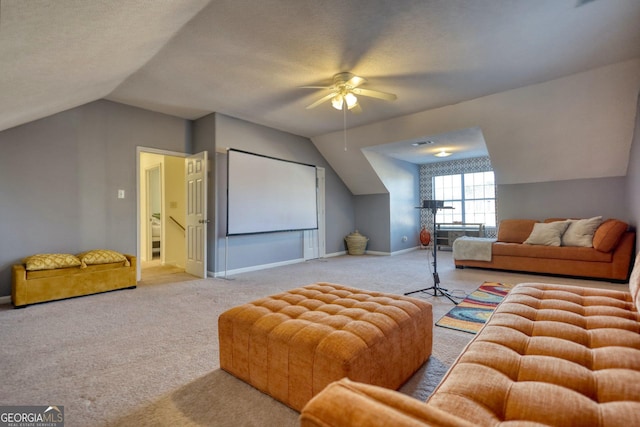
(218, 283), (433, 411)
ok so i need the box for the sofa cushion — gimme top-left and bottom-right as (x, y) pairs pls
(78, 249), (130, 268)
(524, 221), (570, 246)
(561, 216), (603, 247)
(492, 242), (613, 262)
(497, 219), (539, 243)
(592, 219), (628, 253)
(23, 253), (82, 271)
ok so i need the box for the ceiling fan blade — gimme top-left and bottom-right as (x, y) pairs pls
(345, 75), (366, 88)
(350, 104), (362, 114)
(352, 88), (397, 101)
(306, 92), (336, 109)
(300, 86), (333, 89)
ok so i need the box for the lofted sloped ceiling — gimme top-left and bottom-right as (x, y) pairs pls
(2, 0), (640, 193)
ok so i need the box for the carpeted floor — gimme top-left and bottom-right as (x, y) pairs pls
(0, 250), (624, 426)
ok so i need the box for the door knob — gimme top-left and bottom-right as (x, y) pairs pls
(198, 219), (211, 224)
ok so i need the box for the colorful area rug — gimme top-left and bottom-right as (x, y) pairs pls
(436, 282), (514, 334)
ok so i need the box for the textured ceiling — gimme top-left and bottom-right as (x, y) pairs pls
(2, 0), (640, 188)
(0, 0), (210, 133)
(3, 0), (640, 138)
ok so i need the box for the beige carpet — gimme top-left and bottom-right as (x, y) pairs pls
(0, 250), (624, 427)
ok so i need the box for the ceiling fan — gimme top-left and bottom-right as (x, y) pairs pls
(303, 72), (397, 113)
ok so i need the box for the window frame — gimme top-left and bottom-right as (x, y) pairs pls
(432, 171), (496, 227)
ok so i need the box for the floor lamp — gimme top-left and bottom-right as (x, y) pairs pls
(405, 200), (460, 304)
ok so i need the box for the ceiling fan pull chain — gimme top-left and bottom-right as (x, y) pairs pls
(343, 104), (347, 151)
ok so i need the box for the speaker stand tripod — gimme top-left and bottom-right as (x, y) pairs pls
(405, 204), (460, 304)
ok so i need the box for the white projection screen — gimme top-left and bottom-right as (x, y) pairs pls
(227, 149), (318, 235)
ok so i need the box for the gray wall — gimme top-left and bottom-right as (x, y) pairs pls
(497, 177), (629, 222)
(354, 194), (390, 253)
(3, 94), (637, 296)
(194, 113), (355, 274)
(362, 150), (420, 253)
(0, 100), (190, 296)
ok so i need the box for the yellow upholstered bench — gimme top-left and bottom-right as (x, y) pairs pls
(12, 250), (136, 308)
(218, 283), (433, 411)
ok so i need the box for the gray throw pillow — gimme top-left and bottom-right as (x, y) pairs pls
(524, 221), (570, 246)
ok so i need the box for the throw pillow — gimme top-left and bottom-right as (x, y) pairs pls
(23, 254), (82, 271)
(77, 249), (130, 268)
(497, 219), (539, 243)
(592, 219), (628, 253)
(561, 216), (603, 247)
(523, 221), (570, 246)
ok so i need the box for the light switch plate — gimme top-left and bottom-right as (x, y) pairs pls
(118, 189), (125, 199)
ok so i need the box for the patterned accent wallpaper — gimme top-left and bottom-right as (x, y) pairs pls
(419, 156), (497, 238)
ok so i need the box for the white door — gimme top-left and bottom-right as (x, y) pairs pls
(303, 167), (325, 260)
(303, 229), (318, 260)
(185, 151), (208, 277)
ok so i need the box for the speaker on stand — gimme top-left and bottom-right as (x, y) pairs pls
(405, 200), (460, 304)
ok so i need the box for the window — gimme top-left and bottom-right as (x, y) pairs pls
(433, 171), (496, 227)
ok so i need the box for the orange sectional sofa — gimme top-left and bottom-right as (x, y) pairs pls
(300, 254), (640, 426)
(454, 218), (635, 282)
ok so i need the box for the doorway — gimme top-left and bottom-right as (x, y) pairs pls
(138, 148), (194, 283)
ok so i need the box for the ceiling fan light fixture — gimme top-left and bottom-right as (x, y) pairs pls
(304, 72), (395, 112)
(331, 95), (344, 110)
(344, 92), (358, 109)
(331, 93), (358, 110)
(434, 149), (452, 158)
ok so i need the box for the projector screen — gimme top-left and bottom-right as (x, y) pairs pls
(227, 149), (318, 235)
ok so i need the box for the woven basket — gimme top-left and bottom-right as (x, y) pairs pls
(345, 230), (369, 255)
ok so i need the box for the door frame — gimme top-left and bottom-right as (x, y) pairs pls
(136, 147), (188, 281)
(303, 167), (326, 260)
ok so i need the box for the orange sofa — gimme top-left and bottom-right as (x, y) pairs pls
(300, 254), (640, 426)
(454, 218), (635, 282)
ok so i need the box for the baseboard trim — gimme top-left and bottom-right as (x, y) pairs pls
(214, 258), (305, 278)
(207, 247), (418, 277)
(366, 247), (419, 256)
(0, 295), (12, 305)
(364, 250), (390, 256)
(391, 246), (420, 256)
(324, 251), (347, 258)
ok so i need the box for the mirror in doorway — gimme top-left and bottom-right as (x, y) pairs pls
(147, 166), (162, 260)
